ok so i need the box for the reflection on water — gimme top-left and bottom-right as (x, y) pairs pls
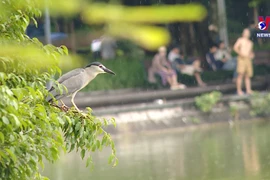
(43, 120), (270, 180)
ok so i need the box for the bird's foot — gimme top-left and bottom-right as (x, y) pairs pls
(61, 105), (70, 112)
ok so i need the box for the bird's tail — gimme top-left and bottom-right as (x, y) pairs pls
(46, 84), (68, 102)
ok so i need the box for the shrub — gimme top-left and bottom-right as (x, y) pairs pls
(195, 91), (222, 113)
(0, 1), (116, 179)
(250, 92), (270, 117)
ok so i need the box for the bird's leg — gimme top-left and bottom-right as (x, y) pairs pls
(50, 103), (62, 110)
(60, 100), (69, 112)
(71, 91), (81, 112)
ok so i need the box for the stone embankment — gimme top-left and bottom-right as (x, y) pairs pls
(62, 77), (269, 134)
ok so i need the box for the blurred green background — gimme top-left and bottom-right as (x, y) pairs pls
(27, 0), (270, 91)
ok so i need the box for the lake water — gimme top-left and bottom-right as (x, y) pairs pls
(43, 120), (270, 180)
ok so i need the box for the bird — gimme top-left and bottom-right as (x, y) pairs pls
(46, 62), (115, 111)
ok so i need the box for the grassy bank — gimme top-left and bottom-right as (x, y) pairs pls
(75, 55), (270, 91)
(83, 58), (145, 91)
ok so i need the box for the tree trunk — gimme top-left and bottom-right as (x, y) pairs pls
(217, 0), (229, 47)
(188, 23), (197, 55)
(44, 7), (51, 44)
(254, 6), (263, 46)
(210, 0), (218, 26)
(178, 23), (188, 56)
(69, 20), (76, 53)
(194, 19), (212, 68)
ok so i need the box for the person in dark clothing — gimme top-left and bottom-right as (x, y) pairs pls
(206, 44), (223, 71)
(248, 20), (258, 44)
(208, 24), (220, 45)
(168, 47), (206, 87)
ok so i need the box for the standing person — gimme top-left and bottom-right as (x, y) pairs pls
(91, 38), (102, 61)
(208, 24), (220, 45)
(148, 46), (186, 90)
(233, 28), (254, 95)
(100, 35), (117, 60)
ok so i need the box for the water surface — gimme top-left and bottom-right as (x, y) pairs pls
(44, 120), (270, 180)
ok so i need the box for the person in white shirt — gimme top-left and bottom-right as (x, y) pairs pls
(91, 39), (102, 60)
(214, 41), (236, 71)
(168, 46), (206, 87)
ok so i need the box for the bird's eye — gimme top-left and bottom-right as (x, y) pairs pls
(99, 65), (103, 68)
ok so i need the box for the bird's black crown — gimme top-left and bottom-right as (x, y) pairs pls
(85, 62), (102, 68)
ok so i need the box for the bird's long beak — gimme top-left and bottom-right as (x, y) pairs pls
(103, 67), (115, 75)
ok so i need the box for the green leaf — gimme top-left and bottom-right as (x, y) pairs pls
(91, 144), (96, 152)
(10, 114), (21, 127)
(31, 17), (38, 27)
(108, 154), (114, 164)
(103, 118), (108, 126)
(113, 158), (119, 167)
(50, 147), (59, 160)
(57, 117), (65, 125)
(2, 116), (9, 125)
(60, 45), (68, 55)
(102, 135), (107, 145)
(75, 122), (81, 131)
(5, 148), (17, 162)
(69, 144), (75, 152)
(80, 149), (86, 159)
(86, 156), (93, 167)
(10, 134), (15, 142)
(111, 118), (116, 128)
(0, 132), (4, 143)
(96, 140), (101, 150)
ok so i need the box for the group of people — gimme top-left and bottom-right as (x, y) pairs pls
(148, 46), (206, 90)
(206, 41), (237, 72)
(148, 28), (255, 95)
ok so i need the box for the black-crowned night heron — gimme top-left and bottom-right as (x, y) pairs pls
(46, 62), (115, 111)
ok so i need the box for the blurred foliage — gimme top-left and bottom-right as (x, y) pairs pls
(195, 91), (222, 113)
(116, 40), (145, 59)
(107, 23), (171, 51)
(83, 3), (207, 23)
(1, 0), (207, 50)
(0, 1), (117, 179)
(248, 0), (267, 7)
(229, 102), (240, 120)
(0, 0), (81, 16)
(82, 3), (207, 50)
(250, 92), (270, 117)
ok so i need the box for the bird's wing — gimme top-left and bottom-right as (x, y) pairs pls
(57, 68), (84, 84)
(47, 68), (84, 92)
(60, 71), (86, 95)
(46, 68), (85, 102)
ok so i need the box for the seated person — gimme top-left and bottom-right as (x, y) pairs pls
(148, 46), (186, 90)
(206, 44), (224, 71)
(168, 46), (206, 87)
(214, 41), (237, 71)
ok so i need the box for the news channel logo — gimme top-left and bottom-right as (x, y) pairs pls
(257, 18), (270, 38)
(258, 21), (267, 30)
